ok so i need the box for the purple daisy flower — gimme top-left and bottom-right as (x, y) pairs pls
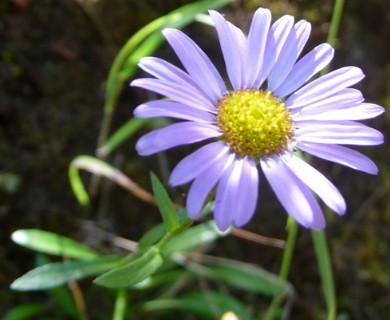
(131, 8), (384, 231)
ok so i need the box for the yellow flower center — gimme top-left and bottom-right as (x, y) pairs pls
(216, 90), (293, 159)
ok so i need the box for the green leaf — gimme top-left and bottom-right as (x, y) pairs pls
(205, 263), (291, 297)
(3, 303), (46, 320)
(97, 118), (149, 157)
(11, 229), (101, 260)
(162, 221), (228, 256)
(150, 172), (179, 232)
(94, 246), (163, 288)
(138, 224), (166, 249)
(10, 256), (120, 291)
(139, 291), (254, 320)
(133, 269), (192, 290)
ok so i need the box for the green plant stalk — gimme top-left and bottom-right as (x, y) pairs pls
(263, 217), (298, 320)
(279, 218), (299, 281)
(311, 230), (336, 320)
(112, 289), (127, 320)
(322, 0), (345, 74)
(327, 0), (345, 47)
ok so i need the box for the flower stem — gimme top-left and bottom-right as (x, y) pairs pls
(322, 0), (345, 75)
(327, 0), (345, 47)
(112, 289), (127, 320)
(263, 217), (298, 320)
(311, 230), (337, 320)
(279, 217), (298, 281)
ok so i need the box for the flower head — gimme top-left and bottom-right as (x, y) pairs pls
(132, 8), (384, 231)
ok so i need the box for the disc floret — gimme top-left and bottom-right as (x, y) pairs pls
(217, 90), (293, 159)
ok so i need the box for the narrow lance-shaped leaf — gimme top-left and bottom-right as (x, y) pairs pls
(11, 229), (101, 260)
(11, 256), (121, 291)
(150, 172), (179, 232)
(94, 246), (163, 288)
(97, 118), (149, 157)
(162, 221), (228, 257)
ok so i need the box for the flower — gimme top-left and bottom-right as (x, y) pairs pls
(131, 8), (384, 231)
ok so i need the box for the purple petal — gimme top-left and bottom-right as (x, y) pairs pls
(209, 10), (246, 90)
(297, 141), (378, 174)
(274, 43), (334, 98)
(137, 57), (212, 102)
(244, 8), (271, 88)
(261, 156), (325, 229)
(138, 57), (197, 86)
(295, 120), (384, 145)
(134, 100), (216, 123)
(294, 102), (385, 121)
(131, 78), (216, 112)
(214, 157), (244, 231)
(286, 67), (365, 108)
(162, 29), (227, 103)
(282, 155), (346, 215)
(186, 152), (235, 219)
(169, 141), (229, 186)
(291, 88), (363, 116)
(136, 122), (222, 156)
(233, 158), (259, 227)
(268, 20), (311, 92)
(255, 15), (294, 88)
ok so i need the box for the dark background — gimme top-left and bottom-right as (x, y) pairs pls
(1, 0), (390, 318)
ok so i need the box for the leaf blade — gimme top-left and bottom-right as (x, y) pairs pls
(94, 246), (163, 288)
(11, 229), (101, 260)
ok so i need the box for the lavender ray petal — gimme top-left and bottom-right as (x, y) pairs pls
(282, 155), (346, 215)
(209, 10), (246, 90)
(233, 157), (259, 227)
(162, 29), (227, 103)
(290, 88), (363, 115)
(261, 156), (325, 229)
(186, 153), (235, 220)
(131, 78), (215, 112)
(169, 141), (229, 186)
(254, 15), (294, 88)
(244, 8), (271, 88)
(133, 100), (216, 123)
(286, 67), (364, 108)
(268, 20), (311, 92)
(294, 102), (385, 121)
(274, 43), (334, 98)
(295, 120), (384, 145)
(214, 157), (244, 231)
(297, 141), (378, 174)
(135, 122), (222, 156)
(137, 57), (212, 103)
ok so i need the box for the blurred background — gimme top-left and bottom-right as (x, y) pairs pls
(1, 0), (390, 318)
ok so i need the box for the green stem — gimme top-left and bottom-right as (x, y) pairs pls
(263, 217), (298, 320)
(112, 289), (127, 320)
(322, 0), (346, 75)
(327, 0), (345, 47)
(279, 217), (299, 281)
(311, 230), (337, 320)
